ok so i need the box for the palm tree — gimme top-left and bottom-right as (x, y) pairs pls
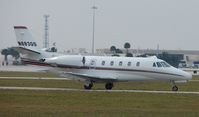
(1, 49), (9, 61)
(124, 42), (131, 54)
(10, 48), (20, 61)
(1, 48), (20, 65)
(115, 48), (123, 54)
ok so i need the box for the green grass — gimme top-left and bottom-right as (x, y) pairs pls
(0, 71), (199, 91)
(0, 90), (198, 117)
(0, 71), (58, 77)
(0, 71), (198, 91)
(0, 71), (199, 117)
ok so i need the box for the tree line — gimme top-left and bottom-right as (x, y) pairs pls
(110, 42), (133, 57)
(110, 43), (183, 67)
(1, 48), (20, 65)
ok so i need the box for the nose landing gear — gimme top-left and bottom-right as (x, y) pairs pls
(172, 85), (178, 91)
(171, 81), (178, 91)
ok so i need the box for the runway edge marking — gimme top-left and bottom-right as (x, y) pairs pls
(0, 86), (199, 95)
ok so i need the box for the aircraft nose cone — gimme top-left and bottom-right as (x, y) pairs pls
(184, 72), (192, 80)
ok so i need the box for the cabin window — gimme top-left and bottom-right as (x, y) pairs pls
(110, 61), (114, 66)
(156, 62), (162, 67)
(127, 62), (131, 66)
(153, 62), (156, 67)
(101, 61), (105, 66)
(90, 60), (95, 66)
(136, 62), (140, 67)
(119, 61), (123, 66)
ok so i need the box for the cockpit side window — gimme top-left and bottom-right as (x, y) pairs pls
(160, 62), (166, 67)
(161, 62), (170, 67)
(156, 62), (162, 67)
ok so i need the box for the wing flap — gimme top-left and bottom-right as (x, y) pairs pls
(63, 72), (117, 82)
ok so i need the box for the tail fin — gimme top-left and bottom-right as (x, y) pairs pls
(14, 26), (40, 53)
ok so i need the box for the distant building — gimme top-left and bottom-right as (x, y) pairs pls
(96, 48), (199, 67)
(64, 48), (88, 54)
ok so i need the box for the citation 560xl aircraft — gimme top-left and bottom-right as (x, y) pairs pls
(13, 26), (192, 91)
(39, 55), (192, 91)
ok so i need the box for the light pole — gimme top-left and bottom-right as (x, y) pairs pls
(43, 14), (50, 48)
(92, 6), (97, 54)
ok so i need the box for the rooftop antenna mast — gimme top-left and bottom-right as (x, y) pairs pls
(43, 14), (50, 48)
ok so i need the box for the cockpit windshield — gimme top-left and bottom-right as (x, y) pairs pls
(160, 62), (171, 67)
(153, 61), (171, 68)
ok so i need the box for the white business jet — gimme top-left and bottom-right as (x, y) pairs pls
(42, 55), (192, 91)
(13, 26), (192, 91)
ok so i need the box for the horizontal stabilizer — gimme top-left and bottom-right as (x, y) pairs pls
(12, 47), (40, 55)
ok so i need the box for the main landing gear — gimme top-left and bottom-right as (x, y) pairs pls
(84, 80), (114, 90)
(84, 80), (93, 89)
(105, 82), (113, 90)
(171, 81), (178, 91)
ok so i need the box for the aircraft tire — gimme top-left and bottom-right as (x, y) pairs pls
(84, 82), (93, 90)
(105, 83), (113, 90)
(84, 85), (92, 90)
(172, 85), (178, 91)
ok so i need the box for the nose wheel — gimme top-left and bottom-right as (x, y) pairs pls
(171, 81), (178, 91)
(172, 85), (178, 91)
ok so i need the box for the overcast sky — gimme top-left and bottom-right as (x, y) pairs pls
(1, 0), (199, 52)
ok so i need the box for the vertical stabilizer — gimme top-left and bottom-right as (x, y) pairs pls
(14, 26), (40, 52)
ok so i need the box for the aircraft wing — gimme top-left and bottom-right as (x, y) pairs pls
(63, 72), (118, 82)
(12, 47), (40, 55)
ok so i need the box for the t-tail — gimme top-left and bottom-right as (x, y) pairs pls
(13, 26), (43, 62)
(14, 26), (41, 53)
(13, 26), (62, 65)
(13, 26), (41, 55)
